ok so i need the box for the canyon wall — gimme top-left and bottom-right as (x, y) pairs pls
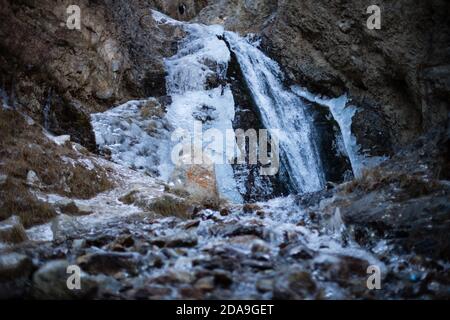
(196, 0), (449, 156)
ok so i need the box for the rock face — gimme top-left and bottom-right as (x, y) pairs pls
(195, 0), (278, 33)
(261, 0), (450, 155)
(0, 0), (183, 149)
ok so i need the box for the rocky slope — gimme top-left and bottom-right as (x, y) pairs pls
(0, 0), (188, 149)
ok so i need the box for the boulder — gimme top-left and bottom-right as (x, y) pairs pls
(77, 252), (140, 276)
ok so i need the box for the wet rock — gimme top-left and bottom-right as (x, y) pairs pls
(32, 260), (97, 299)
(0, 253), (34, 299)
(0, 253), (33, 280)
(77, 252), (139, 276)
(106, 235), (135, 252)
(150, 233), (198, 248)
(281, 244), (315, 260)
(57, 201), (91, 216)
(194, 276), (215, 292)
(213, 270), (233, 288)
(128, 286), (172, 300)
(179, 286), (205, 299)
(0, 215), (28, 244)
(273, 268), (318, 299)
(222, 224), (264, 239)
(182, 220), (201, 230)
(145, 252), (165, 269)
(243, 203), (262, 213)
(220, 208), (230, 216)
(242, 259), (273, 270)
(251, 240), (272, 254)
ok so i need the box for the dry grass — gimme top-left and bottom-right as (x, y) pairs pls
(167, 183), (228, 211)
(0, 108), (113, 227)
(119, 186), (228, 220)
(148, 195), (193, 219)
(0, 178), (57, 228)
(140, 99), (165, 119)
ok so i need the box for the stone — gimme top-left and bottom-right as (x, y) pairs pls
(222, 224), (264, 238)
(130, 286), (172, 299)
(183, 220), (201, 230)
(151, 233), (198, 248)
(57, 201), (91, 216)
(0, 253), (34, 299)
(32, 260), (97, 299)
(273, 268), (318, 299)
(213, 270), (233, 288)
(0, 215), (28, 244)
(77, 252), (139, 276)
(51, 214), (83, 241)
(194, 276), (215, 292)
(0, 253), (33, 281)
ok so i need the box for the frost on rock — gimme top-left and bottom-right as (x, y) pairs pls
(91, 99), (172, 177)
(291, 86), (388, 177)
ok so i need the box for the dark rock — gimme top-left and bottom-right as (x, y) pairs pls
(0, 253), (33, 280)
(281, 244), (315, 260)
(128, 286), (172, 300)
(222, 224), (264, 239)
(273, 268), (318, 299)
(194, 276), (215, 292)
(77, 252), (139, 276)
(150, 233), (198, 248)
(0, 253), (34, 299)
(308, 100), (353, 183)
(183, 220), (201, 230)
(213, 270), (233, 288)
